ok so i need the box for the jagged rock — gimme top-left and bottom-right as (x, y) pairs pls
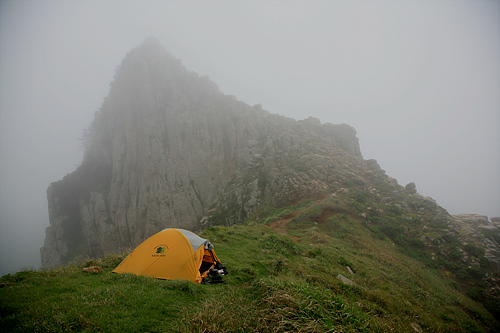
(365, 158), (384, 173)
(302, 116), (322, 127)
(450, 214), (500, 272)
(455, 214), (490, 226)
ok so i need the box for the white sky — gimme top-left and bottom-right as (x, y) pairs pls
(1, 0), (499, 275)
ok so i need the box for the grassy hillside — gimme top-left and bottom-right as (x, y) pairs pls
(2, 196), (499, 332)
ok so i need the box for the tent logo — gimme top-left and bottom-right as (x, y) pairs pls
(153, 245), (168, 257)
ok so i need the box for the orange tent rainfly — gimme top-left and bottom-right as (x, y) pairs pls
(112, 228), (228, 284)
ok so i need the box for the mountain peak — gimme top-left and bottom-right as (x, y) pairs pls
(142, 36), (162, 46)
(41, 40), (364, 268)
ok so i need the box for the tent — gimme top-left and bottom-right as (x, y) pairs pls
(112, 228), (227, 283)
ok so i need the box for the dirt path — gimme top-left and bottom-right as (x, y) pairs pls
(268, 207), (339, 243)
(268, 212), (301, 242)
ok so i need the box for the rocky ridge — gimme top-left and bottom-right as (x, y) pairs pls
(41, 38), (364, 266)
(40, 38), (500, 287)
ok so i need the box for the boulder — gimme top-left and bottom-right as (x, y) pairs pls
(405, 182), (417, 194)
(337, 274), (356, 286)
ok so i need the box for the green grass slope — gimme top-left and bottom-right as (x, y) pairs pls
(2, 197), (499, 332)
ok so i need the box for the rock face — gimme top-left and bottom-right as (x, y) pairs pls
(40, 38), (500, 274)
(41, 38), (365, 267)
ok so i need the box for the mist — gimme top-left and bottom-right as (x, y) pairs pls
(1, 0), (498, 276)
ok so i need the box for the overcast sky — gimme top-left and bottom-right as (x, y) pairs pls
(1, 0), (499, 275)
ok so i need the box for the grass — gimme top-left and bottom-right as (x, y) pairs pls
(0, 254), (205, 332)
(1, 198), (499, 332)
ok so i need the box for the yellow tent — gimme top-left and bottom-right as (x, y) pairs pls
(112, 228), (227, 283)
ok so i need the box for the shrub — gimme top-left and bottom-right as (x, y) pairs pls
(448, 247), (462, 261)
(368, 226), (385, 240)
(351, 190), (370, 204)
(464, 244), (485, 258)
(379, 225), (404, 240)
(338, 256), (353, 268)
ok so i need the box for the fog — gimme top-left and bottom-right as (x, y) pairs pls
(1, 0), (498, 276)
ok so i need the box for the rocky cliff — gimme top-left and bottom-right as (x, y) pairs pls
(40, 38), (500, 277)
(41, 38), (365, 266)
